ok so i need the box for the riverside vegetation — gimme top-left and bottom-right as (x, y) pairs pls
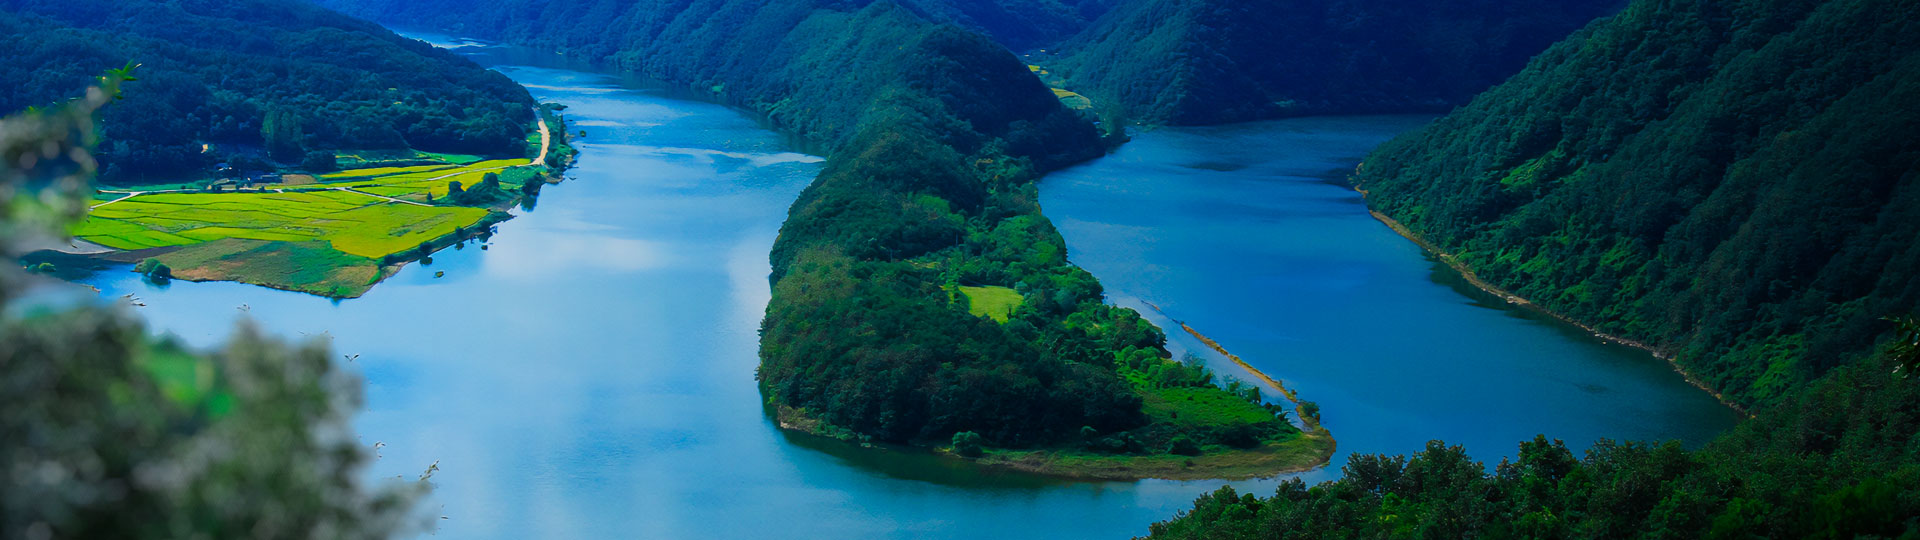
(318, 0), (1333, 478)
(1143, 0), (1920, 536)
(4, 0), (576, 297)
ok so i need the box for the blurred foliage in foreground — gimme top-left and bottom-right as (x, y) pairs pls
(1, 69), (428, 539)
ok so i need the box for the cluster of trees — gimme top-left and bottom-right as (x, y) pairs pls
(1353, 0), (1920, 409)
(1142, 335), (1920, 539)
(0, 0), (536, 184)
(1, 70), (426, 539)
(321, 0), (1296, 454)
(1048, 0), (1624, 124)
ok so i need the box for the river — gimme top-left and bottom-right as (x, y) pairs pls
(1038, 117), (1741, 483)
(76, 45), (1737, 538)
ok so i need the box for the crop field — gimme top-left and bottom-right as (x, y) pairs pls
(70, 154), (549, 297)
(73, 158), (538, 260)
(334, 148), (486, 169)
(75, 188), (490, 259)
(319, 159), (537, 201)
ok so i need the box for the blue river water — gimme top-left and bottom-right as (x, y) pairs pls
(74, 45), (1737, 538)
(1038, 117), (1740, 485)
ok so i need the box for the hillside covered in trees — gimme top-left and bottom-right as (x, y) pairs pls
(1354, 0), (1920, 410)
(0, 0), (536, 184)
(1143, 0), (1920, 535)
(1048, 0), (1623, 124)
(318, 0), (1327, 474)
(318, 0), (1114, 54)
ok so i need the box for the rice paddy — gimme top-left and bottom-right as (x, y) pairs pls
(73, 158), (547, 297)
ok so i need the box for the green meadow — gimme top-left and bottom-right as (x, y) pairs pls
(959, 285), (1023, 322)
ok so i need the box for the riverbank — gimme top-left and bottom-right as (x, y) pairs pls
(774, 394), (1334, 481)
(1355, 193), (1751, 417)
(1142, 301), (1332, 435)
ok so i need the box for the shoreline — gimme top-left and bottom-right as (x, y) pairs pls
(771, 403), (1334, 482)
(1354, 191), (1751, 417)
(1140, 300), (1331, 436)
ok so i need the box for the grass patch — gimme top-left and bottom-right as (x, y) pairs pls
(1143, 385), (1284, 432)
(333, 148), (485, 169)
(1052, 88), (1094, 110)
(959, 285), (1023, 322)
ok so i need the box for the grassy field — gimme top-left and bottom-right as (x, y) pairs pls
(959, 285), (1023, 322)
(319, 158), (537, 202)
(72, 158), (544, 297)
(334, 148), (485, 169)
(76, 190), (490, 259)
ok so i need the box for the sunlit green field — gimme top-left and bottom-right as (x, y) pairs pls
(71, 158), (548, 298)
(333, 148), (485, 169)
(959, 285), (1023, 322)
(76, 190), (490, 259)
(320, 158), (534, 201)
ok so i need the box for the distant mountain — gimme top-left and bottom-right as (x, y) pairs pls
(1049, 0), (1623, 124)
(1354, 0), (1920, 408)
(892, 0), (1116, 50)
(313, 0), (1092, 151)
(0, 0), (536, 183)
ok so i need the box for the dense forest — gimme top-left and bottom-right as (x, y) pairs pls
(0, 0), (535, 183)
(319, 0), (1312, 464)
(1048, 0), (1623, 124)
(318, 0), (1113, 54)
(1354, 0), (1920, 409)
(1143, 0), (1920, 535)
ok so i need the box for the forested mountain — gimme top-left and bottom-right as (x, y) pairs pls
(1142, 0), (1920, 535)
(0, 0), (535, 184)
(1354, 0), (1920, 409)
(1048, 0), (1623, 124)
(309, 0), (1108, 148)
(320, 0), (1317, 469)
(318, 0), (1111, 53)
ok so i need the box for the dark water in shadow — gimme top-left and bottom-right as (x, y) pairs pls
(1039, 117), (1742, 484)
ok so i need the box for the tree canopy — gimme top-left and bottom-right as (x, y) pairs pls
(0, 0), (536, 184)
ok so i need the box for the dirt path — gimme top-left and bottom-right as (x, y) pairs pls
(531, 108), (552, 167)
(90, 191), (144, 210)
(330, 187), (432, 207)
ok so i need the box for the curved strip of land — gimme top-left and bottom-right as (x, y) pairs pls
(1140, 301), (1333, 437)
